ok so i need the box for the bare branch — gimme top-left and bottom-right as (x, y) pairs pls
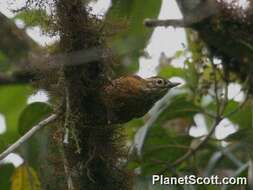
(0, 71), (34, 85)
(172, 116), (222, 167)
(168, 63), (226, 168)
(159, 60), (231, 173)
(158, 117), (222, 174)
(0, 114), (58, 161)
(144, 18), (193, 28)
(0, 12), (38, 60)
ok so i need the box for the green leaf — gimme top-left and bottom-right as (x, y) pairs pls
(174, 50), (184, 58)
(19, 126), (52, 171)
(141, 125), (192, 175)
(17, 102), (52, 170)
(0, 85), (33, 152)
(11, 165), (41, 190)
(18, 102), (52, 136)
(159, 66), (185, 79)
(224, 100), (252, 128)
(207, 100), (252, 128)
(156, 94), (200, 125)
(225, 128), (253, 145)
(0, 164), (15, 190)
(106, 0), (162, 74)
(14, 9), (49, 30)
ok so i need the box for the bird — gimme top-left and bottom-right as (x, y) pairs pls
(101, 75), (180, 124)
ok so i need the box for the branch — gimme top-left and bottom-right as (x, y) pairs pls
(159, 61), (229, 173)
(157, 116), (231, 174)
(144, 18), (193, 28)
(0, 71), (35, 85)
(0, 12), (38, 60)
(169, 62), (226, 167)
(172, 116), (222, 167)
(0, 114), (58, 161)
(158, 119), (221, 174)
(225, 90), (250, 118)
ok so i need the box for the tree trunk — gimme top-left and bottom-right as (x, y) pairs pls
(54, 0), (132, 189)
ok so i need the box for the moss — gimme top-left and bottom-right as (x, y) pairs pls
(190, 2), (253, 91)
(24, 0), (133, 189)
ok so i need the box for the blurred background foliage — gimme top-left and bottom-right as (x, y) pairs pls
(0, 0), (252, 190)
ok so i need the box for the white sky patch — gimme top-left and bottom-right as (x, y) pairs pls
(14, 18), (25, 29)
(0, 153), (24, 167)
(227, 83), (245, 102)
(213, 57), (222, 65)
(137, 0), (186, 78)
(26, 26), (59, 46)
(215, 118), (238, 140)
(169, 76), (186, 86)
(0, 0), (250, 164)
(189, 113), (208, 137)
(201, 95), (213, 107)
(0, 0), (60, 46)
(0, 0), (55, 17)
(0, 0), (58, 46)
(0, 0), (26, 17)
(89, 0), (111, 18)
(170, 56), (186, 68)
(0, 114), (7, 134)
(27, 90), (49, 104)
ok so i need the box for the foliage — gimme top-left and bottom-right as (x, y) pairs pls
(0, 164), (15, 190)
(18, 102), (52, 135)
(0, 85), (33, 152)
(11, 165), (41, 190)
(0, 0), (252, 190)
(106, 0), (162, 74)
(14, 9), (49, 29)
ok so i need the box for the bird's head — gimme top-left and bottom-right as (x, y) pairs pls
(143, 76), (180, 97)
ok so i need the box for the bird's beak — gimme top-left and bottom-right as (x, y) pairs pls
(168, 82), (181, 88)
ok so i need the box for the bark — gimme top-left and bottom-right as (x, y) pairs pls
(53, 1), (132, 189)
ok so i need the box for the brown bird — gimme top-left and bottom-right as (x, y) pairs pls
(101, 75), (180, 124)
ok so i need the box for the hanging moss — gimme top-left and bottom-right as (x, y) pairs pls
(194, 2), (253, 90)
(23, 0), (133, 189)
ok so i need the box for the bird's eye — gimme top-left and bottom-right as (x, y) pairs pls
(156, 79), (164, 86)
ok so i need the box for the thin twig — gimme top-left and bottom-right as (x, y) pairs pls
(172, 116), (222, 167)
(0, 72), (34, 85)
(171, 62), (224, 166)
(219, 66), (229, 115)
(62, 87), (75, 189)
(59, 145), (75, 190)
(0, 114), (58, 161)
(159, 61), (228, 174)
(225, 90), (250, 118)
(64, 87), (81, 153)
(158, 116), (222, 175)
(144, 18), (193, 28)
(63, 87), (70, 144)
(211, 63), (221, 115)
(204, 144), (242, 176)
